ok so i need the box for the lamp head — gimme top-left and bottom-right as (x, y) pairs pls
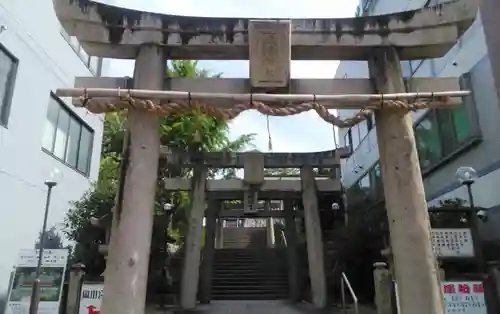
(455, 166), (478, 185)
(476, 209), (488, 222)
(45, 168), (62, 187)
(163, 203), (173, 214)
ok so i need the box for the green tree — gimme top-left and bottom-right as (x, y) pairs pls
(35, 226), (64, 250)
(64, 60), (255, 275)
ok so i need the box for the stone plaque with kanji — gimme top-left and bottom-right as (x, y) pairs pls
(431, 228), (474, 258)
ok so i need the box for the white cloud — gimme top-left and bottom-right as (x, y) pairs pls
(105, 0), (358, 152)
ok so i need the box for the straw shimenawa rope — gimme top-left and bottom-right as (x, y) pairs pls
(78, 94), (449, 128)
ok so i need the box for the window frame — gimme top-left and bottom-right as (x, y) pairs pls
(60, 28), (101, 76)
(0, 43), (19, 128)
(42, 93), (95, 176)
(412, 74), (481, 174)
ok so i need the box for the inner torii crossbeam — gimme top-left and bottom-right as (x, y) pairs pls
(52, 0), (479, 313)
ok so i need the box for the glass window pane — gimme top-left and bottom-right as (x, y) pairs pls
(351, 125), (360, 149)
(415, 112), (442, 169)
(80, 47), (90, 66)
(360, 175), (370, 189)
(77, 128), (93, 174)
(53, 108), (70, 159)
(0, 48), (15, 122)
(344, 130), (352, 147)
(42, 99), (60, 151)
(400, 61), (412, 78)
(371, 163), (383, 198)
(359, 120), (368, 141)
(436, 108), (457, 154)
(70, 36), (79, 50)
(452, 102), (470, 142)
(66, 117), (82, 167)
(89, 57), (99, 74)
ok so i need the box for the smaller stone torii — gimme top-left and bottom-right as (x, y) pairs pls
(52, 0), (479, 314)
(160, 148), (347, 309)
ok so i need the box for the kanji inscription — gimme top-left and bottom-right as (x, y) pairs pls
(431, 228), (474, 258)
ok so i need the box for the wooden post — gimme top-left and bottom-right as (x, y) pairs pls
(100, 45), (164, 314)
(369, 48), (444, 314)
(180, 165), (207, 309)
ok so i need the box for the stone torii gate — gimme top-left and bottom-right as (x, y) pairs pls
(161, 148), (346, 308)
(52, 1), (479, 314)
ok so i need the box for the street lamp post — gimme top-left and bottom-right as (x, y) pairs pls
(455, 166), (485, 273)
(28, 169), (62, 314)
(456, 166), (479, 210)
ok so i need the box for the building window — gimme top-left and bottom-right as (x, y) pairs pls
(42, 94), (94, 175)
(0, 44), (18, 127)
(414, 100), (474, 171)
(369, 163), (383, 199)
(60, 27), (101, 76)
(344, 129), (353, 148)
(415, 113), (442, 169)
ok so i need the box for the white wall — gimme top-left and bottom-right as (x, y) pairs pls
(0, 0), (104, 293)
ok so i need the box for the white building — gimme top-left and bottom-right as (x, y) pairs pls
(0, 0), (105, 293)
(337, 0), (500, 238)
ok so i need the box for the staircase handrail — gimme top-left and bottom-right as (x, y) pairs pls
(341, 272), (359, 314)
(280, 229), (287, 247)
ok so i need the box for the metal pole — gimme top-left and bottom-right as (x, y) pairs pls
(28, 183), (55, 314)
(466, 183), (475, 209)
(466, 182), (485, 273)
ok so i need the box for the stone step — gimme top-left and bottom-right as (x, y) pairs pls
(213, 271), (287, 277)
(211, 293), (289, 301)
(212, 278), (287, 285)
(211, 248), (289, 300)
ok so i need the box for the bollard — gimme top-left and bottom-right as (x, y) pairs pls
(373, 262), (392, 314)
(66, 263), (86, 314)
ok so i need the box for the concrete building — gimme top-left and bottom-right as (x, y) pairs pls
(0, 0), (105, 294)
(336, 0), (500, 239)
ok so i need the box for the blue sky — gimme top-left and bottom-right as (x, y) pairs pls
(105, 0), (358, 152)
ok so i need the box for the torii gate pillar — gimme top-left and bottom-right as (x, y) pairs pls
(369, 48), (444, 314)
(100, 45), (164, 314)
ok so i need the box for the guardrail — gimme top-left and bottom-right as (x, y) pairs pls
(341, 272), (359, 314)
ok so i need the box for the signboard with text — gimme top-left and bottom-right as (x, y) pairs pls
(79, 283), (103, 314)
(5, 249), (68, 314)
(432, 228), (475, 258)
(394, 281), (487, 314)
(442, 281), (486, 314)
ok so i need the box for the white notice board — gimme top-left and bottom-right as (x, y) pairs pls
(79, 283), (103, 314)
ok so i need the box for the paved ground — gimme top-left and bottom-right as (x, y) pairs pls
(148, 301), (376, 314)
(190, 301), (329, 314)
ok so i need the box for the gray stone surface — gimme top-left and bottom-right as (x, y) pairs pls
(54, 0), (477, 60)
(146, 302), (377, 314)
(186, 301), (327, 314)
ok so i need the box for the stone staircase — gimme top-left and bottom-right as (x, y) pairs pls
(221, 226), (268, 248)
(211, 248), (289, 300)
